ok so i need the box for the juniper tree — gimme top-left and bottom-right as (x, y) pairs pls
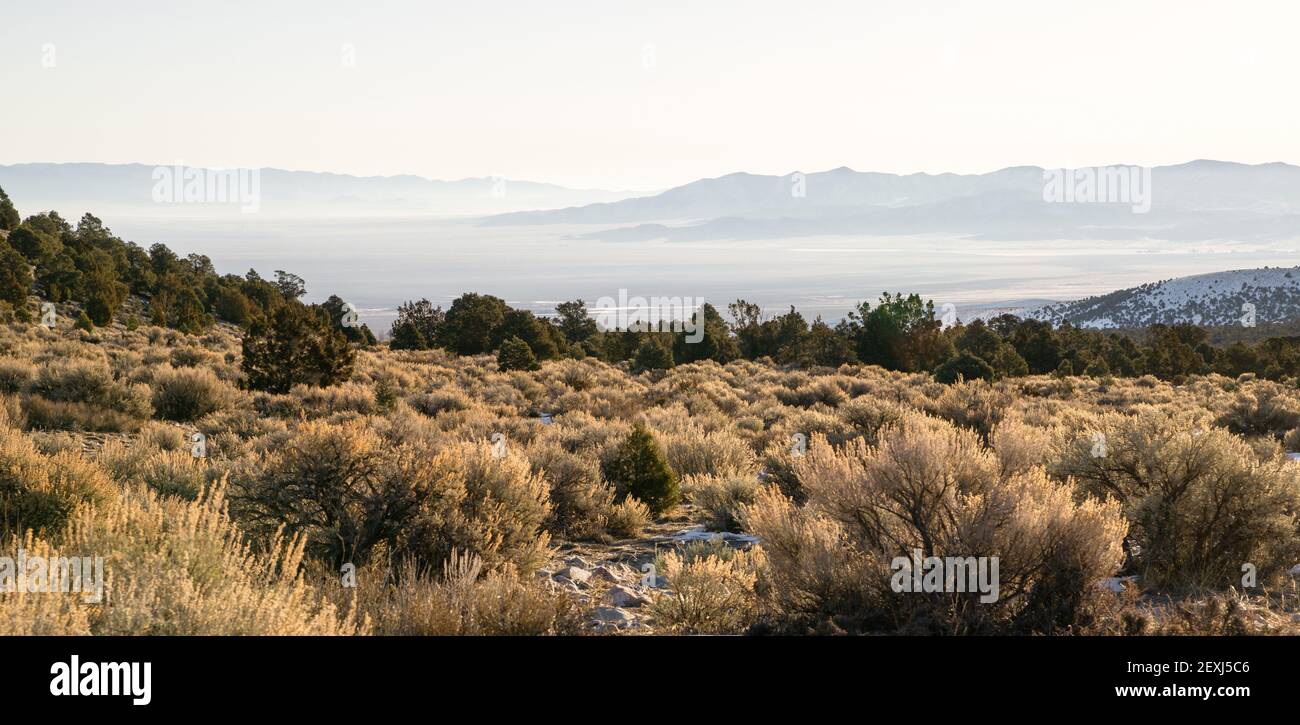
(497, 335), (539, 371)
(242, 302), (355, 393)
(603, 423), (679, 516)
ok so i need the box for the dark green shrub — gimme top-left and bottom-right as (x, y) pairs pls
(934, 351), (994, 384)
(497, 335), (539, 371)
(603, 423), (679, 515)
(633, 337), (674, 372)
(241, 302), (355, 393)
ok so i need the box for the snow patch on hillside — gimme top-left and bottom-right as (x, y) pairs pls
(1021, 266), (1300, 328)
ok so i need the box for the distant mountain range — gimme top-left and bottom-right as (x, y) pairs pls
(11, 160), (1300, 240)
(0, 163), (636, 216)
(484, 160), (1300, 243)
(1019, 266), (1300, 329)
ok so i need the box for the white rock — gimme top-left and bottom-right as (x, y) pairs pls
(672, 527), (760, 546)
(554, 566), (592, 585)
(1098, 576), (1138, 593)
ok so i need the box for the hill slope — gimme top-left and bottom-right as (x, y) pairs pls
(1022, 267), (1300, 328)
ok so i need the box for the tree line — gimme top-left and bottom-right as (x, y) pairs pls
(5, 187), (1300, 391)
(0, 188), (368, 392)
(389, 289), (1300, 383)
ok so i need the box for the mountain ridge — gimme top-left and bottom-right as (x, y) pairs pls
(482, 160), (1300, 243)
(1019, 266), (1300, 329)
(0, 162), (640, 215)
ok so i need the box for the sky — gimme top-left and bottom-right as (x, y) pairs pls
(2, 0), (1298, 190)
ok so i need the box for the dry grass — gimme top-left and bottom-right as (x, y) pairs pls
(2, 317), (1298, 635)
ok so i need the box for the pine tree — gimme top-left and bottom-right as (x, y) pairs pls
(554, 299), (598, 343)
(441, 293), (506, 355)
(934, 351), (995, 384)
(0, 186), (19, 231)
(497, 335), (539, 371)
(632, 337), (674, 372)
(603, 423), (679, 516)
(169, 288), (210, 334)
(388, 298), (444, 350)
(0, 244), (32, 316)
(388, 320), (428, 350)
(83, 266), (128, 326)
(242, 302), (356, 393)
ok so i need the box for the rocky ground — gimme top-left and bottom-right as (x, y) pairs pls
(540, 504), (758, 634)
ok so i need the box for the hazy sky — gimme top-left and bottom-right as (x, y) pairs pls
(3, 0), (1298, 190)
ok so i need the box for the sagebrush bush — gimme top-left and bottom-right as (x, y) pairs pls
(0, 485), (363, 635)
(526, 441), (617, 540)
(29, 430), (81, 455)
(760, 439), (808, 503)
(234, 419), (442, 567)
(22, 359), (151, 431)
(839, 396), (906, 443)
(776, 379), (847, 408)
(0, 425), (114, 538)
(747, 414), (1127, 634)
(1050, 411), (1300, 591)
(658, 427), (756, 478)
(404, 441), (553, 574)
(1215, 381), (1300, 436)
(684, 471), (762, 532)
(150, 366), (239, 421)
(138, 421), (187, 451)
(1285, 426), (1300, 452)
(927, 380), (1010, 440)
(22, 396), (145, 433)
(30, 360), (117, 403)
(337, 551), (582, 635)
(169, 345), (216, 368)
(0, 358), (33, 394)
(651, 547), (764, 634)
(99, 441), (215, 500)
(990, 416), (1056, 477)
(290, 382), (379, 417)
(604, 497), (650, 538)
(239, 422), (552, 574)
